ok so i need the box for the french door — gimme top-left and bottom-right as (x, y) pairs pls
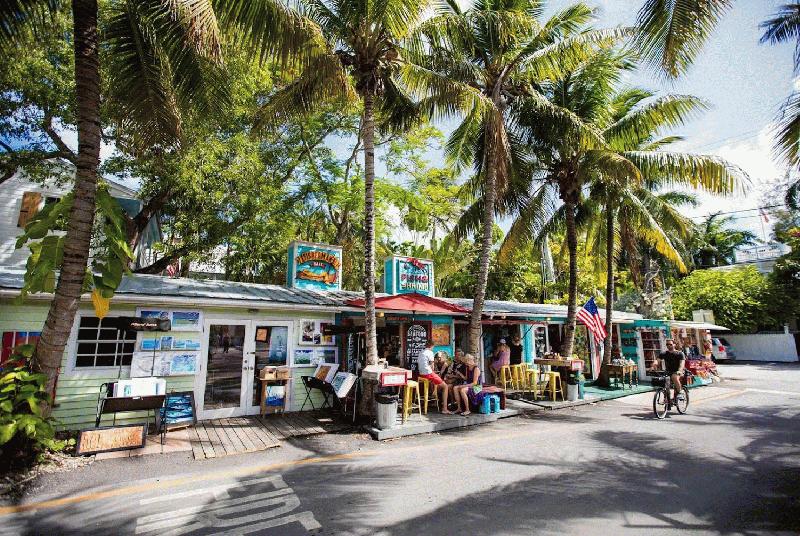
(197, 320), (292, 420)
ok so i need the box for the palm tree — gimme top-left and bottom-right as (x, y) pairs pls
(413, 0), (626, 357)
(1, 1), (225, 410)
(760, 2), (800, 208)
(221, 0), (433, 368)
(690, 212), (758, 267)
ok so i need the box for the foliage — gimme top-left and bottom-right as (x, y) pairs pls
(14, 183), (134, 315)
(0, 345), (71, 470)
(768, 227), (800, 324)
(671, 266), (776, 333)
(689, 212), (758, 268)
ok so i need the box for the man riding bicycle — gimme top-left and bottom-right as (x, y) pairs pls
(659, 339), (685, 403)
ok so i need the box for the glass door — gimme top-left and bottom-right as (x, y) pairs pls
(198, 322), (251, 419)
(246, 324), (290, 414)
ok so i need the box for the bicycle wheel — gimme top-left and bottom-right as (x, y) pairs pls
(676, 386), (690, 414)
(653, 388), (669, 419)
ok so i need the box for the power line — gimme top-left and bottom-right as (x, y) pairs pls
(684, 203), (788, 220)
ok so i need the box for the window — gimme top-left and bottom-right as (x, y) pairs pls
(1, 331), (40, 364)
(74, 317), (136, 368)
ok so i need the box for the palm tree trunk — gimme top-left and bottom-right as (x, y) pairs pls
(603, 201), (614, 364)
(561, 199), (578, 358)
(362, 92), (378, 367)
(468, 123), (499, 357)
(32, 0), (101, 414)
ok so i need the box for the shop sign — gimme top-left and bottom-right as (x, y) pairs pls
(115, 316), (171, 332)
(76, 424), (148, 455)
(384, 256), (434, 296)
(287, 241), (343, 291)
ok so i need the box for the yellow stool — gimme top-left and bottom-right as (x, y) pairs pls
(546, 371), (565, 401)
(497, 365), (513, 389)
(530, 367), (549, 400)
(510, 364), (528, 390)
(400, 380), (422, 422)
(417, 377), (440, 414)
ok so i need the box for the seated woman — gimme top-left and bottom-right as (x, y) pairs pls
(433, 351), (451, 378)
(490, 339), (511, 384)
(453, 354), (482, 416)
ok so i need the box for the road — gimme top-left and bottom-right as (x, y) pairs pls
(2, 362), (799, 535)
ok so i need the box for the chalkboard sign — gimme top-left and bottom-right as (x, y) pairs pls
(160, 391), (196, 430)
(404, 321), (431, 372)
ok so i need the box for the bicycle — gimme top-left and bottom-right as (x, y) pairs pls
(651, 371), (689, 419)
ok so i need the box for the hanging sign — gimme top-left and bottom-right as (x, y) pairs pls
(384, 256), (435, 296)
(404, 321), (431, 372)
(287, 241), (343, 291)
(114, 316), (171, 332)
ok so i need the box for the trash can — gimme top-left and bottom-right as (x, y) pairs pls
(566, 383), (579, 401)
(375, 393), (399, 430)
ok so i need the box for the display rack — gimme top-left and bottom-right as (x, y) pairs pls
(640, 329), (663, 372)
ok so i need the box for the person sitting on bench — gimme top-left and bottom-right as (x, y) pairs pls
(417, 340), (452, 414)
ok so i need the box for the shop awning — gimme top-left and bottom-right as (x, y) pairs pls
(346, 293), (470, 314)
(670, 320), (729, 331)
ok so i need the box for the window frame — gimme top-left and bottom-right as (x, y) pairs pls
(67, 312), (137, 376)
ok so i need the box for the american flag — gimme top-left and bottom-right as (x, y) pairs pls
(166, 262), (178, 277)
(576, 297), (607, 342)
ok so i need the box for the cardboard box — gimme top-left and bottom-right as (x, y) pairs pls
(276, 366), (291, 380)
(260, 367), (277, 380)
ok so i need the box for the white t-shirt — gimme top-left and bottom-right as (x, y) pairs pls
(417, 348), (434, 375)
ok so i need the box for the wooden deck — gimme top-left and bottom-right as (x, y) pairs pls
(188, 413), (349, 460)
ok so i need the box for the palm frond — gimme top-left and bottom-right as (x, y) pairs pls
(772, 89), (800, 167)
(0, 0), (56, 50)
(604, 94), (707, 150)
(760, 2), (800, 71)
(641, 134), (684, 150)
(623, 150), (747, 195)
(634, 0), (733, 78)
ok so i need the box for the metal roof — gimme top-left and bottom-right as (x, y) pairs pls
(670, 320), (729, 331)
(442, 298), (643, 322)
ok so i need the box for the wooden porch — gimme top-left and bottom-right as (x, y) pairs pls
(188, 412), (350, 460)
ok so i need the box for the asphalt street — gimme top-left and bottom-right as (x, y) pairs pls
(2, 362), (798, 535)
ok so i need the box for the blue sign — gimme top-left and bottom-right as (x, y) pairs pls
(287, 241), (343, 291)
(384, 256), (435, 297)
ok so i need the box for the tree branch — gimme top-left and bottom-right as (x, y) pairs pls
(42, 112), (77, 163)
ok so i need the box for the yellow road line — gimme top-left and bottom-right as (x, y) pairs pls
(691, 389), (746, 406)
(0, 415), (558, 517)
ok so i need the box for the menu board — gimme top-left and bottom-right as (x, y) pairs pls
(404, 321), (431, 372)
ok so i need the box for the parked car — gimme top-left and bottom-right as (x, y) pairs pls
(711, 337), (736, 361)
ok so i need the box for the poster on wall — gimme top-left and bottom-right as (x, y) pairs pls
(314, 348), (338, 364)
(171, 337), (201, 350)
(431, 324), (451, 346)
(294, 348), (314, 366)
(169, 353), (198, 375)
(170, 311), (202, 331)
(404, 321), (431, 373)
(319, 322), (335, 345)
(139, 310), (169, 321)
(287, 241), (343, 291)
(140, 338), (161, 351)
(130, 352), (157, 378)
(300, 320), (317, 345)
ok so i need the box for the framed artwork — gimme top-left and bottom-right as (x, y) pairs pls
(293, 349), (314, 366)
(330, 372), (357, 398)
(314, 348), (338, 364)
(138, 310), (169, 321)
(130, 352), (156, 378)
(161, 392), (196, 429)
(255, 327), (269, 342)
(160, 336), (173, 350)
(431, 324), (451, 346)
(170, 311), (202, 331)
(313, 362), (338, 383)
(140, 338), (161, 351)
(299, 320), (316, 345)
(172, 337), (200, 350)
(319, 322), (335, 345)
(168, 353), (198, 375)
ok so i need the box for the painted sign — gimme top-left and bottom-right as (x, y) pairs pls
(76, 424), (148, 455)
(404, 321), (431, 372)
(384, 256), (435, 296)
(287, 241), (343, 291)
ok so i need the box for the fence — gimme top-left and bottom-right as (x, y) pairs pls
(722, 332), (799, 362)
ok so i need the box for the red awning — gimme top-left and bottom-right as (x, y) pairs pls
(346, 293), (470, 314)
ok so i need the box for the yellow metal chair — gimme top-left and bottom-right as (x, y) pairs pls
(529, 366), (551, 400)
(417, 377), (440, 414)
(400, 380), (422, 422)
(546, 371), (565, 401)
(496, 365), (513, 390)
(510, 364), (528, 390)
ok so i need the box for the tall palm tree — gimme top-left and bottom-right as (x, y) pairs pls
(220, 0), (433, 368)
(0, 1), (226, 410)
(413, 0), (626, 357)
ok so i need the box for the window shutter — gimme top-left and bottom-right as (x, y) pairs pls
(17, 191), (42, 228)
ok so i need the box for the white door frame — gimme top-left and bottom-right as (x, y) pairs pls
(196, 319), (295, 420)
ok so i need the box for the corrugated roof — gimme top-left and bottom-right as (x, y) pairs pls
(442, 297), (642, 322)
(671, 320), (729, 331)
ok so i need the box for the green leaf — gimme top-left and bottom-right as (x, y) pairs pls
(0, 422), (17, 445)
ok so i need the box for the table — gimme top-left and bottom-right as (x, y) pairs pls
(534, 358), (583, 370)
(605, 364), (638, 389)
(260, 378), (290, 416)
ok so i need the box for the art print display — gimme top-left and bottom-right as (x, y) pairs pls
(313, 362), (338, 383)
(294, 349), (314, 366)
(130, 352), (157, 378)
(314, 348), (337, 364)
(139, 310), (169, 321)
(161, 392), (196, 428)
(171, 337), (201, 350)
(170, 311), (202, 331)
(330, 372), (357, 398)
(160, 336), (173, 350)
(300, 320), (317, 345)
(140, 338), (161, 351)
(431, 324), (451, 346)
(319, 322), (335, 345)
(169, 353), (198, 375)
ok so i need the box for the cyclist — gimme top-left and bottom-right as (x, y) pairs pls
(659, 339), (686, 403)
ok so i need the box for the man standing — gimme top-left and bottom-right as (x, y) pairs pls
(417, 340), (451, 413)
(660, 339), (685, 402)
